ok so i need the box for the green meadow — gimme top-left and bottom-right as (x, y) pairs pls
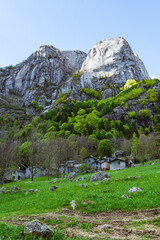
(0, 161), (160, 219)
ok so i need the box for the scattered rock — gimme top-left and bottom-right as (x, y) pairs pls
(10, 186), (20, 190)
(29, 189), (35, 192)
(49, 185), (59, 191)
(74, 177), (84, 182)
(35, 189), (39, 192)
(101, 224), (109, 230)
(24, 219), (54, 238)
(128, 187), (142, 193)
(95, 183), (101, 185)
(70, 200), (76, 210)
(0, 187), (6, 191)
(102, 178), (109, 182)
(90, 171), (110, 182)
(80, 184), (88, 188)
(68, 172), (78, 181)
(133, 176), (140, 179)
(0, 190), (4, 194)
(122, 194), (130, 199)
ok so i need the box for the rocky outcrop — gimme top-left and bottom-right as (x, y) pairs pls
(0, 37), (150, 110)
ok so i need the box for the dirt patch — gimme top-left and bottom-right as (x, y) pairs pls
(2, 208), (160, 239)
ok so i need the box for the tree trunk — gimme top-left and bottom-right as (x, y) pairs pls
(31, 166), (34, 181)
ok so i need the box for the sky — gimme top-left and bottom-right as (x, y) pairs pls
(0, 0), (160, 78)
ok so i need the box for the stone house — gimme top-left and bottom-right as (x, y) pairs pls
(108, 158), (127, 170)
(85, 156), (97, 168)
(25, 166), (47, 178)
(5, 169), (25, 181)
(59, 161), (82, 174)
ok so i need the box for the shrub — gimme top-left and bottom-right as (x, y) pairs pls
(128, 111), (137, 118)
(79, 87), (101, 100)
(78, 163), (89, 173)
(139, 98), (145, 106)
(124, 79), (137, 90)
(146, 89), (157, 102)
(139, 109), (152, 118)
(143, 79), (157, 88)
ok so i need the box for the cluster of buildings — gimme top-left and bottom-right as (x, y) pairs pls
(5, 151), (129, 181)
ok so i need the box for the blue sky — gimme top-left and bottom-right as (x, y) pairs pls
(0, 0), (160, 78)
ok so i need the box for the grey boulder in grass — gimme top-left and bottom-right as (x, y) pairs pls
(128, 187), (142, 193)
(90, 171), (110, 182)
(24, 219), (54, 238)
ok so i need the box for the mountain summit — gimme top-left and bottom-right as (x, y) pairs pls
(0, 37), (150, 109)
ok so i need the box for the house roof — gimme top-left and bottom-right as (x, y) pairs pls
(108, 158), (127, 163)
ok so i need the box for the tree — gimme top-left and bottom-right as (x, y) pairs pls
(42, 137), (74, 179)
(131, 133), (140, 162)
(18, 137), (42, 181)
(0, 137), (19, 185)
(97, 139), (113, 157)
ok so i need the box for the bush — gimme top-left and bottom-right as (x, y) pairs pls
(139, 109), (152, 118)
(78, 163), (89, 173)
(124, 79), (137, 90)
(128, 111), (137, 118)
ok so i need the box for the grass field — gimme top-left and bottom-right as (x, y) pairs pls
(0, 161), (160, 239)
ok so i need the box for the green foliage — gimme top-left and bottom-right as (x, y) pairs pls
(139, 98), (145, 106)
(128, 111), (137, 118)
(97, 139), (112, 157)
(31, 100), (43, 112)
(78, 163), (89, 173)
(79, 87), (101, 100)
(18, 141), (32, 159)
(55, 93), (68, 107)
(143, 79), (157, 88)
(139, 109), (152, 118)
(131, 132), (140, 160)
(146, 89), (157, 102)
(124, 79), (137, 90)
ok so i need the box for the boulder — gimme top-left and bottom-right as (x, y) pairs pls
(122, 194), (130, 199)
(80, 184), (88, 188)
(102, 178), (109, 182)
(90, 171), (110, 182)
(49, 185), (59, 191)
(74, 177), (84, 182)
(70, 200), (76, 210)
(29, 189), (35, 192)
(68, 172), (78, 181)
(10, 186), (20, 190)
(24, 219), (54, 238)
(128, 187), (142, 193)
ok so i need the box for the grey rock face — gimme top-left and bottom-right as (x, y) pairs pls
(81, 37), (150, 81)
(90, 171), (110, 182)
(24, 219), (54, 237)
(0, 37), (150, 110)
(128, 187), (142, 193)
(0, 45), (86, 107)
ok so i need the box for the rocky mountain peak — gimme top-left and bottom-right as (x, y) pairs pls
(81, 37), (150, 82)
(35, 45), (61, 59)
(0, 37), (151, 110)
